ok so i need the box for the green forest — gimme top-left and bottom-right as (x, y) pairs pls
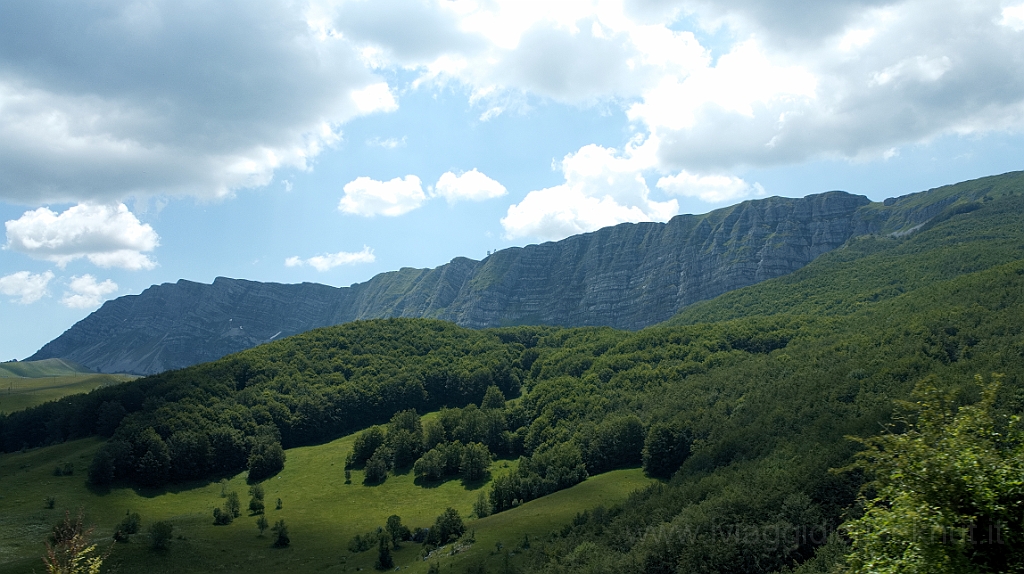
(3, 173), (1024, 573)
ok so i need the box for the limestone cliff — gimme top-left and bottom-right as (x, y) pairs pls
(30, 175), (1003, 375)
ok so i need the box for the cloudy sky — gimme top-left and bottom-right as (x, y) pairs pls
(2, 0), (1024, 360)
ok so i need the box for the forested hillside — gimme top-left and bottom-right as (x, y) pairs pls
(3, 173), (1024, 573)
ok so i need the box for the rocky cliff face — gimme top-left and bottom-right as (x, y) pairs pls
(28, 186), (957, 375)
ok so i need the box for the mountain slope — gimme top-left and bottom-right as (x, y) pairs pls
(29, 171), (1024, 375)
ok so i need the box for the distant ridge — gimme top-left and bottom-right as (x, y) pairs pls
(28, 171), (1024, 375)
(0, 358), (91, 378)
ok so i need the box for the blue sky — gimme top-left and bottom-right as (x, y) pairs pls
(2, 0), (1024, 360)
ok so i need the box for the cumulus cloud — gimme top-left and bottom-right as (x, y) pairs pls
(656, 172), (765, 203)
(3, 0), (1023, 209)
(329, 0), (1024, 173)
(0, 0), (391, 204)
(4, 203), (159, 270)
(60, 275), (118, 309)
(501, 144), (677, 241)
(433, 169), (507, 203)
(0, 271), (54, 304)
(285, 246), (375, 271)
(338, 176), (426, 217)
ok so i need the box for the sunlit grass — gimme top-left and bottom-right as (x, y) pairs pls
(0, 431), (652, 574)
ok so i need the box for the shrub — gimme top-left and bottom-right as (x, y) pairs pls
(271, 520), (290, 547)
(149, 521), (173, 550)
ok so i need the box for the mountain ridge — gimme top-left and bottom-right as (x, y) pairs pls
(29, 171), (1024, 375)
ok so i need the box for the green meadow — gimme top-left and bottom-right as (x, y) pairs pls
(0, 427), (652, 574)
(0, 374), (136, 415)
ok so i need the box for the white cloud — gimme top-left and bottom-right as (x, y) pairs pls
(0, 271), (54, 304)
(350, 82), (398, 114)
(60, 275), (118, 309)
(656, 172), (765, 203)
(433, 169), (507, 203)
(328, 0), (1024, 174)
(501, 144), (677, 241)
(1001, 4), (1024, 31)
(338, 175), (426, 217)
(4, 203), (159, 270)
(366, 136), (406, 148)
(285, 246), (375, 271)
(0, 1), (388, 204)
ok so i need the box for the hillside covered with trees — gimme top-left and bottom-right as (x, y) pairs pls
(3, 173), (1024, 573)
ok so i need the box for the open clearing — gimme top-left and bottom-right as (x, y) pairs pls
(0, 374), (136, 415)
(0, 430), (652, 574)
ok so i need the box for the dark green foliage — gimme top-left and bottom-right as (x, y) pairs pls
(473, 491), (491, 518)
(375, 532), (394, 570)
(212, 507), (232, 525)
(225, 491), (241, 518)
(271, 519), (290, 547)
(582, 414), (645, 473)
(352, 426), (386, 466)
(148, 521), (172, 550)
(841, 376), (1024, 572)
(348, 530), (379, 553)
(641, 422), (691, 478)
(481, 385), (506, 410)
(385, 515), (410, 548)
(248, 483), (265, 515)
(4, 176), (1024, 572)
(247, 437), (286, 482)
(44, 496), (55, 509)
(52, 462), (74, 476)
(460, 442), (491, 481)
(364, 446), (393, 483)
(0, 318), (526, 488)
(113, 511), (141, 542)
(425, 507), (466, 547)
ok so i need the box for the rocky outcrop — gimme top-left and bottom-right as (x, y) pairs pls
(36, 170), (1014, 376)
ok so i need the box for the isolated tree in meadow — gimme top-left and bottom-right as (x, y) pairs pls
(113, 511), (141, 543)
(272, 520), (290, 547)
(225, 491), (241, 518)
(256, 515), (269, 536)
(375, 532), (394, 570)
(425, 507), (465, 547)
(248, 483), (265, 515)
(148, 521), (173, 551)
(385, 515), (411, 548)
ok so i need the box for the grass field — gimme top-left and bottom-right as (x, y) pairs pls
(0, 430), (653, 574)
(0, 374), (136, 415)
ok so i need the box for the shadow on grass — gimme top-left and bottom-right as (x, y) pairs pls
(460, 473), (490, 491)
(88, 472), (237, 498)
(413, 475), (445, 489)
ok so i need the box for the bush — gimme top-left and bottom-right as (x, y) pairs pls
(113, 511), (141, 542)
(425, 508), (465, 547)
(149, 521), (173, 550)
(225, 492), (241, 518)
(364, 446), (393, 483)
(272, 520), (290, 548)
(213, 507), (233, 525)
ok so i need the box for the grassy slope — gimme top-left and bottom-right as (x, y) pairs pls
(0, 359), (91, 378)
(0, 429), (652, 574)
(0, 375), (136, 415)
